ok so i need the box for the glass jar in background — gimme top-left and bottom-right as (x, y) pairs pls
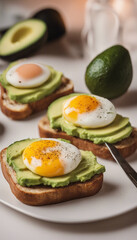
(110, 0), (137, 51)
(82, 0), (137, 58)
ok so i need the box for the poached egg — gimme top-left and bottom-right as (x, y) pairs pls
(6, 61), (51, 88)
(63, 95), (116, 128)
(23, 139), (82, 177)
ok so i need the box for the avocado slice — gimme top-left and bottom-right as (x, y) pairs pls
(32, 8), (66, 41)
(0, 19), (47, 61)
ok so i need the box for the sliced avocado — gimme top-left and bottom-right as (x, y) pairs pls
(93, 124), (132, 144)
(42, 175), (71, 187)
(12, 156), (27, 171)
(32, 8), (66, 41)
(16, 170), (42, 186)
(57, 138), (71, 143)
(7, 138), (38, 164)
(57, 115), (130, 137)
(7, 139), (105, 187)
(0, 19), (47, 61)
(55, 116), (132, 144)
(76, 151), (104, 182)
(47, 93), (132, 144)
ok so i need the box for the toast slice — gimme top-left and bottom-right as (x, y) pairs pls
(38, 115), (137, 160)
(0, 148), (103, 206)
(0, 76), (74, 120)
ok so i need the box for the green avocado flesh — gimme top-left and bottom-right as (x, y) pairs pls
(6, 139), (105, 187)
(0, 19), (47, 59)
(47, 94), (132, 144)
(0, 61), (62, 103)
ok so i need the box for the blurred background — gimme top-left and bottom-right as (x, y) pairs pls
(1, 0), (137, 59)
(0, 0), (86, 33)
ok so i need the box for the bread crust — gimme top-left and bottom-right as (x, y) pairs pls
(38, 115), (137, 160)
(0, 76), (74, 120)
(0, 148), (103, 206)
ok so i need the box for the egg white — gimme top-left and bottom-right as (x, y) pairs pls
(23, 138), (82, 176)
(63, 95), (116, 128)
(6, 61), (51, 88)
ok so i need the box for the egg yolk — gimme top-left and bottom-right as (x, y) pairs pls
(23, 140), (64, 177)
(16, 63), (43, 80)
(63, 95), (99, 122)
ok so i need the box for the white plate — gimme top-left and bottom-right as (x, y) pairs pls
(0, 45), (137, 223)
(0, 156), (137, 223)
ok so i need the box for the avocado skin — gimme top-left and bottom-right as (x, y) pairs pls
(0, 27), (9, 37)
(0, 31), (47, 61)
(85, 45), (133, 99)
(32, 8), (66, 41)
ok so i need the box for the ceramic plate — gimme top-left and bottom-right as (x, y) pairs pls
(0, 53), (137, 223)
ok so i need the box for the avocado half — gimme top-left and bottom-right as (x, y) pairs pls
(32, 8), (66, 41)
(0, 19), (47, 61)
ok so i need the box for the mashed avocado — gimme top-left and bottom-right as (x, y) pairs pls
(0, 61), (62, 103)
(6, 138), (105, 187)
(47, 94), (132, 144)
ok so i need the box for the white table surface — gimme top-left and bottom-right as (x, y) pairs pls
(0, 1), (137, 239)
(0, 203), (137, 240)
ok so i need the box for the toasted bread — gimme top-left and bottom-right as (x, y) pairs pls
(0, 76), (74, 120)
(38, 115), (137, 160)
(0, 148), (103, 206)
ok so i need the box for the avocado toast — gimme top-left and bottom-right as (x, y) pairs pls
(0, 138), (105, 205)
(0, 60), (73, 120)
(38, 94), (137, 160)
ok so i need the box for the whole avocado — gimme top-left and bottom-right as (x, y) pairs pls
(85, 45), (133, 99)
(32, 8), (66, 41)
